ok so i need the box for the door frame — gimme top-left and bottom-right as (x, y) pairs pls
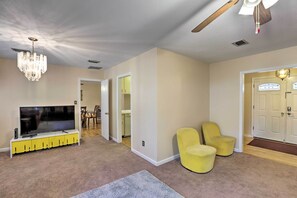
(78, 78), (102, 139)
(116, 73), (132, 148)
(239, 64), (296, 152)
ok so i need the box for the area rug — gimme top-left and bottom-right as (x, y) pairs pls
(72, 170), (183, 198)
(248, 137), (297, 155)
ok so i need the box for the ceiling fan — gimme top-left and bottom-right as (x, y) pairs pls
(192, 0), (280, 34)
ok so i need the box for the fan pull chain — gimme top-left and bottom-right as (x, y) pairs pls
(255, 4), (260, 34)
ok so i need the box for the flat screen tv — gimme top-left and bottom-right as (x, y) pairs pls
(20, 105), (75, 136)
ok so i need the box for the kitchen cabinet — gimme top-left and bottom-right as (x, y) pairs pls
(121, 76), (131, 94)
(122, 112), (131, 136)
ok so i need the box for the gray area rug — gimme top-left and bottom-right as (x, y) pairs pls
(73, 170), (183, 198)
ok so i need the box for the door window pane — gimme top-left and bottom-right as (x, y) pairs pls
(293, 82), (297, 90)
(258, 83), (280, 91)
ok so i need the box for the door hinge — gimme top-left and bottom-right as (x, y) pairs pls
(253, 126), (254, 130)
(253, 84), (255, 88)
(253, 105), (255, 109)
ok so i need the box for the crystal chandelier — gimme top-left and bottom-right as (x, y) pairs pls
(17, 37), (47, 81)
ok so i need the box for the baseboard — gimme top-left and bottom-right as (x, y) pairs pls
(131, 148), (179, 166)
(111, 136), (118, 143)
(154, 154), (180, 166)
(0, 147), (10, 152)
(131, 148), (158, 166)
(234, 148), (241, 153)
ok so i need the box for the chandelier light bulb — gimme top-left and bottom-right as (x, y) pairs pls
(17, 37), (47, 81)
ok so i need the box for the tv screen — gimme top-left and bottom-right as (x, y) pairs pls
(20, 105), (75, 136)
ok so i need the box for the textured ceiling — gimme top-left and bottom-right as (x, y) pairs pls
(0, 0), (296, 69)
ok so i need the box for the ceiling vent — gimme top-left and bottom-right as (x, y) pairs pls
(88, 66), (102, 70)
(88, 60), (100, 64)
(232, 40), (249, 47)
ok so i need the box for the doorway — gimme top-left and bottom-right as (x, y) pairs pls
(252, 76), (297, 144)
(117, 74), (131, 148)
(79, 79), (101, 138)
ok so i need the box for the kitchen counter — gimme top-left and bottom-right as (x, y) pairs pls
(122, 110), (131, 114)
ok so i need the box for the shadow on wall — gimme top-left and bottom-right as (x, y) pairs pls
(172, 134), (179, 156)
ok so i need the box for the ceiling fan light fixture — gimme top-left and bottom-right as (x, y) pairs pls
(275, 68), (290, 80)
(239, 4), (254, 15)
(243, 0), (261, 7)
(262, 0), (279, 9)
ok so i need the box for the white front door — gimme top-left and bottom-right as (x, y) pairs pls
(253, 78), (286, 141)
(101, 79), (109, 140)
(285, 77), (297, 144)
(253, 76), (297, 144)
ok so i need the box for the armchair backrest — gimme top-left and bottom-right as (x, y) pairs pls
(202, 122), (221, 143)
(177, 128), (200, 150)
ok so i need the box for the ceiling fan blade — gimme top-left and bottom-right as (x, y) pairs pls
(262, 0), (279, 9)
(239, 4), (254, 15)
(192, 0), (239, 33)
(253, 1), (272, 25)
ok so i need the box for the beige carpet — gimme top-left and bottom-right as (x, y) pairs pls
(0, 135), (297, 198)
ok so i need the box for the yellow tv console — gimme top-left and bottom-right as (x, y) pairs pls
(10, 130), (80, 158)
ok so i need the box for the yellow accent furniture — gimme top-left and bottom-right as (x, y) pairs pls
(177, 128), (216, 173)
(202, 122), (236, 156)
(10, 131), (80, 158)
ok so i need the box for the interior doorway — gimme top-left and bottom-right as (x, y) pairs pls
(239, 67), (297, 166)
(117, 74), (131, 148)
(79, 79), (101, 138)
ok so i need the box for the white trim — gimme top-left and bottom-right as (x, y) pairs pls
(244, 134), (253, 138)
(154, 154), (180, 166)
(234, 148), (240, 153)
(132, 148), (158, 165)
(131, 148), (180, 166)
(111, 136), (118, 142)
(0, 147), (9, 152)
(116, 73), (132, 145)
(78, 78), (102, 139)
(239, 72), (244, 152)
(239, 64), (297, 154)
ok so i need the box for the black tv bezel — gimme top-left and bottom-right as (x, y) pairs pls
(19, 105), (75, 136)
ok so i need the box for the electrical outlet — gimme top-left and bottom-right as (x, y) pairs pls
(142, 140), (145, 147)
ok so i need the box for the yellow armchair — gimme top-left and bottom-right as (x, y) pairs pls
(202, 122), (236, 156)
(177, 128), (216, 173)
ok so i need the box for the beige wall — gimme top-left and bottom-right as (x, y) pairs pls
(104, 48), (210, 163)
(0, 58), (103, 148)
(156, 49), (209, 161)
(210, 46), (297, 150)
(244, 69), (297, 137)
(104, 48), (158, 161)
(81, 82), (101, 111)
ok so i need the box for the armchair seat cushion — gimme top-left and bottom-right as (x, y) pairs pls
(186, 145), (216, 157)
(212, 136), (236, 144)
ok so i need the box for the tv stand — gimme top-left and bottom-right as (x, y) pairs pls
(10, 130), (80, 158)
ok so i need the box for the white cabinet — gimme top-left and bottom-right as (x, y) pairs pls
(122, 113), (131, 136)
(121, 76), (131, 94)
